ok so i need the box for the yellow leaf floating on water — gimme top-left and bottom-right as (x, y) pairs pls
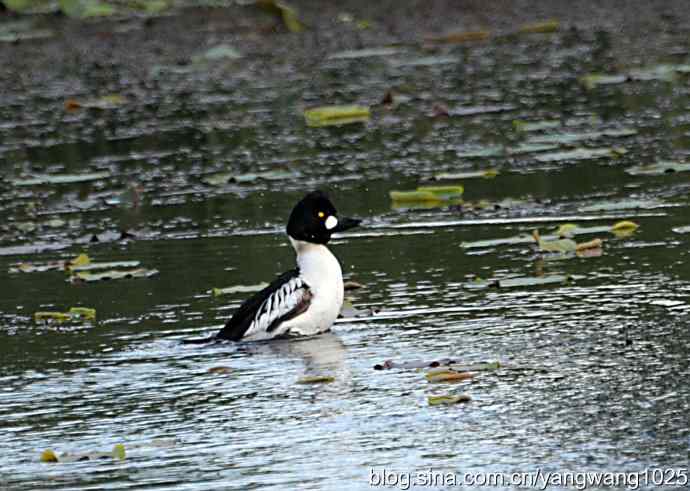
(390, 185), (464, 203)
(297, 375), (335, 384)
(555, 223), (579, 237)
(40, 449), (58, 463)
(304, 105), (370, 127)
(533, 230), (577, 253)
(575, 238), (603, 251)
(428, 394), (471, 406)
(34, 307), (96, 323)
(611, 220), (639, 238)
(70, 254), (91, 268)
(112, 444), (126, 460)
(425, 370), (473, 383)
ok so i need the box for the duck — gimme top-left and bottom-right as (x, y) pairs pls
(215, 190), (360, 342)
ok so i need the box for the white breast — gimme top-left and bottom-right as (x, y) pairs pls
(283, 239), (344, 336)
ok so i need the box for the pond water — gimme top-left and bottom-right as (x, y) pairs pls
(1, 10), (690, 491)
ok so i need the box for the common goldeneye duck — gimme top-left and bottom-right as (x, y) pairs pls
(215, 190), (360, 342)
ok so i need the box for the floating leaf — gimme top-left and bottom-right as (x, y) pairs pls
(554, 223), (579, 237)
(425, 30), (491, 44)
(192, 44), (242, 64)
(304, 105), (370, 127)
(207, 366), (233, 375)
(69, 260), (141, 272)
(580, 73), (628, 90)
(625, 161), (690, 176)
(428, 394), (471, 406)
(10, 253), (90, 273)
(534, 147), (623, 163)
(533, 230), (577, 253)
(12, 172), (111, 186)
(60, 0), (116, 18)
(425, 370), (473, 383)
(212, 282), (269, 296)
(297, 375), (335, 384)
(328, 47), (402, 60)
(517, 19), (559, 34)
(390, 185), (463, 203)
(34, 307), (95, 323)
(40, 449), (59, 463)
(70, 268), (159, 283)
(432, 169), (498, 180)
(575, 238), (603, 251)
(256, 0), (304, 32)
(112, 444), (126, 460)
(610, 220), (639, 237)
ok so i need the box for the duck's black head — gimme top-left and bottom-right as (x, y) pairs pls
(286, 190), (361, 245)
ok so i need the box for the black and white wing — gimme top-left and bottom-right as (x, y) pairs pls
(216, 269), (312, 341)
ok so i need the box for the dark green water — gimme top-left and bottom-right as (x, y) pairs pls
(1, 17), (690, 490)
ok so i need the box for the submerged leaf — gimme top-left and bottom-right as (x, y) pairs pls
(70, 268), (159, 283)
(428, 394), (471, 406)
(212, 283), (269, 296)
(297, 375), (335, 384)
(625, 161), (690, 176)
(12, 172), (110, 186)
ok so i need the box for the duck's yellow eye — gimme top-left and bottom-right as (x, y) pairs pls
(318, 211), (325, 218)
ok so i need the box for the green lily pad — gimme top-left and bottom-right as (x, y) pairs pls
(12, 172), (111, 186)
(625, 161), (690, 176)
(304, 105), (370, 127)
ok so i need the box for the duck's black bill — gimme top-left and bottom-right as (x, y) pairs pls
(332, 217), (361, 233)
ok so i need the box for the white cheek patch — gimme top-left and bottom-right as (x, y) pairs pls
(325, 215), (338, 230)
